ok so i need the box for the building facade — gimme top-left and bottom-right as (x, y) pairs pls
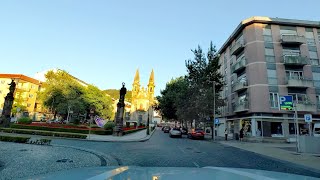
(0, 74), (42, 115)
(130, 69), (155, 124)
(218, 17), (320, 138)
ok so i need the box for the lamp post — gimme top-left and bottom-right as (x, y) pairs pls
(212, 81), (216, 141)
(89, 108), (95, 140)
(147, 106), (150, 135)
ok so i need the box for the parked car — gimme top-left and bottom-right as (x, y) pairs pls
(180, 127), (188, 135)
(163, 126), (170, 133)
(187, 129), (205, 140)
(169, 128), (182, 138)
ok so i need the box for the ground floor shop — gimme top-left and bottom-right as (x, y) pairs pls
(226, 116), (320, 138)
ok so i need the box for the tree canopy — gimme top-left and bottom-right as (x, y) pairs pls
(39, 70), (113, 120)
(103, 89), (132, 102)
(157, 42), (224, 127)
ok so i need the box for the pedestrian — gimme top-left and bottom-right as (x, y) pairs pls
(240, 128), (244, 142)
(224, 128), (228, 141)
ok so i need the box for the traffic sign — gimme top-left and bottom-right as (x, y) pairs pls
(214, 118), (219, 125)
(304, 114), (312, 123)
(279, 95), (293, 110)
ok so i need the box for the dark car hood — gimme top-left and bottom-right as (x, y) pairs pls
(26, 166), (318, 180)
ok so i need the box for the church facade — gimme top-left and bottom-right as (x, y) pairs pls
(130, 69), (155, 125)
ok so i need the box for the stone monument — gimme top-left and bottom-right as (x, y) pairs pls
(113, 83), (127, 136)
(0, 80), (16, 127)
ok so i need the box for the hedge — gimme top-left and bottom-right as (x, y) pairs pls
(0, 135), (30, 143)
(17, 117), (32, 124)
(1, 128), (87, 139)
(123, 128), (146, 135)
(10, 124), (107, 135)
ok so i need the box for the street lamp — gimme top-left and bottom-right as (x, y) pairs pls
(147, 106), (150, 135)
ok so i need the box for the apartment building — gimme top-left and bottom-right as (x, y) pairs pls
(0, 74), (42, 114)
(218, 17), (320, 138)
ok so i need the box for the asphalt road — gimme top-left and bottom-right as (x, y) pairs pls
(1, 129), (319, 179)
(51, 129), (320, 178)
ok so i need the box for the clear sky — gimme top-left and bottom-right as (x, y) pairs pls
(1, 0), (319, 95)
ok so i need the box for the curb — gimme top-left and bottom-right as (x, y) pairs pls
(53, 144), (118, 166)
(218, 142), (320, 176)
(138, 128), (156, 142)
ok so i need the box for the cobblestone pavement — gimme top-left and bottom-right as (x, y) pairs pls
(1, 130), (320, 179)
(0, 142), (101, 180)
(52, 130), (320, 178)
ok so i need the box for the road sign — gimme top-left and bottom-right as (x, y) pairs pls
(214, 118), (219, 125)
(304, 114), (312, 123)
(279, 95), (293, 110)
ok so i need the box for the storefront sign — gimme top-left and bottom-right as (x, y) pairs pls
(279, 95), (293, 110)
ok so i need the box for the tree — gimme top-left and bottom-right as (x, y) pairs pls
(39, 70), (113, 121)
(157, 42), (224, 129)
(103, 89), (132, 102)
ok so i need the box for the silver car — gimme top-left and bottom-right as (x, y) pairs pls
(169, 128), (182, 138)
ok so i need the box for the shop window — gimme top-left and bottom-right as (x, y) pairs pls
(271, 122), (282, 135)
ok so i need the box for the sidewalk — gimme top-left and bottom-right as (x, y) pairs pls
(0, 129), (156, 142)
(87, 129), (155, 142)
(219, 141), (320, 172)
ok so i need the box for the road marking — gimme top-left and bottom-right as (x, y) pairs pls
(178, 146), (186, 154)
(192, 161), (200, 168)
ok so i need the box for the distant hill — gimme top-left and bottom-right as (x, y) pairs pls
(104, 89), (132, 102)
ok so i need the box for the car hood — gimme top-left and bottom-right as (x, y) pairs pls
(26, 166), (318, 180)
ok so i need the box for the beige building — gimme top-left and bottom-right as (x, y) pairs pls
(0, 74), (42, 114)
(218, 17), (320, 138)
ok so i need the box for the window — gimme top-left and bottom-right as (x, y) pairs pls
(0, 90), (2, 94)
(267, 69), (277, 85)
(313, 72), (320, 88)
(306, 31), (315, 46)
(1, 80), (5, 84)
(316, 95), (320, 107)
(288, 93), (309, 104)
(263, 26), (273, 42)
(269, 92), (279, 108)
(27, 103), (31, 107)
(238, 93), (247, 103)
(265, 48), (274, 56)
(31, 85), (34, 89)
(29, 94), (33, 98)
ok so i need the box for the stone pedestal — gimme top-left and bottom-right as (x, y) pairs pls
(113, 83), (127, 136)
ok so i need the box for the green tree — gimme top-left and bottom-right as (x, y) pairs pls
(103, 89), (132, 102)
(40, 70), (113, 121)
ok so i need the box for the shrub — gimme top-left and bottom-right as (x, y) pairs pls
(17, 117), (32, 124)
(0, 135), (30, 143)
(123, 127), (146, 135)
(1, 128), (87, 139)
(104, 122), (115, 130)
(92, 130), (112, 135)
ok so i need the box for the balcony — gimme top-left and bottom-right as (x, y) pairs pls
(231, 57), (246, 73)
(296, 102), (316, 112)
(317, 103), (320, 110)
(232, 80), (248, 92)
(286, 76), (314, 88)
(233, 101), (249, 113)
(282, 55), (308, 66)
(230, 40), (245, 55)
(280, 34), (306, 45)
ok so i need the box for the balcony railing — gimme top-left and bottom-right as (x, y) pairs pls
(231, 80), (248, 92)
(230, 40), (245, 55)
(296, 102), (316, 112)
(280, 34), (306, 45)
(282, 55), (309, 66)
(286, 76), (314, 88)
(233, 100), (249, 113)
(231, 57), (246, 73)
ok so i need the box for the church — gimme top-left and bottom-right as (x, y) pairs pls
(130, 69), (155, 125)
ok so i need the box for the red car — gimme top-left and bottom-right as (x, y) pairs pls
(187, 129), (205, 140)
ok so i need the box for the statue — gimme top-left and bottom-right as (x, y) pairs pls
(0, 80), (16, 127)
(113, 83), (127, 136)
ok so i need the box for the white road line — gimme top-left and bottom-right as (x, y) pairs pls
(178, 146), (186, 154)
(192, 161), (200, 168)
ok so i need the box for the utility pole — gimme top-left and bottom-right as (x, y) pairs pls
(294, 103), (300, 152)
(213, 81), (216, 141)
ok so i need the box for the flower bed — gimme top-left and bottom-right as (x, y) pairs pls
(122, 126), (145, 131)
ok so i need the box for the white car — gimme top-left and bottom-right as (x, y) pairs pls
(169, 128), (182, 138)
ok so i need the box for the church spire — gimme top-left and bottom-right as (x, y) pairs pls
(148, 69), (154, 84)
(134, 69), (140, 83)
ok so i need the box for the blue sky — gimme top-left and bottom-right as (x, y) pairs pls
(1, 0), (319, 95)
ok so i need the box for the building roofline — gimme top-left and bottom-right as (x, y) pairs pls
(0, 74), (41, 85)
(217, 16), (320, 54)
